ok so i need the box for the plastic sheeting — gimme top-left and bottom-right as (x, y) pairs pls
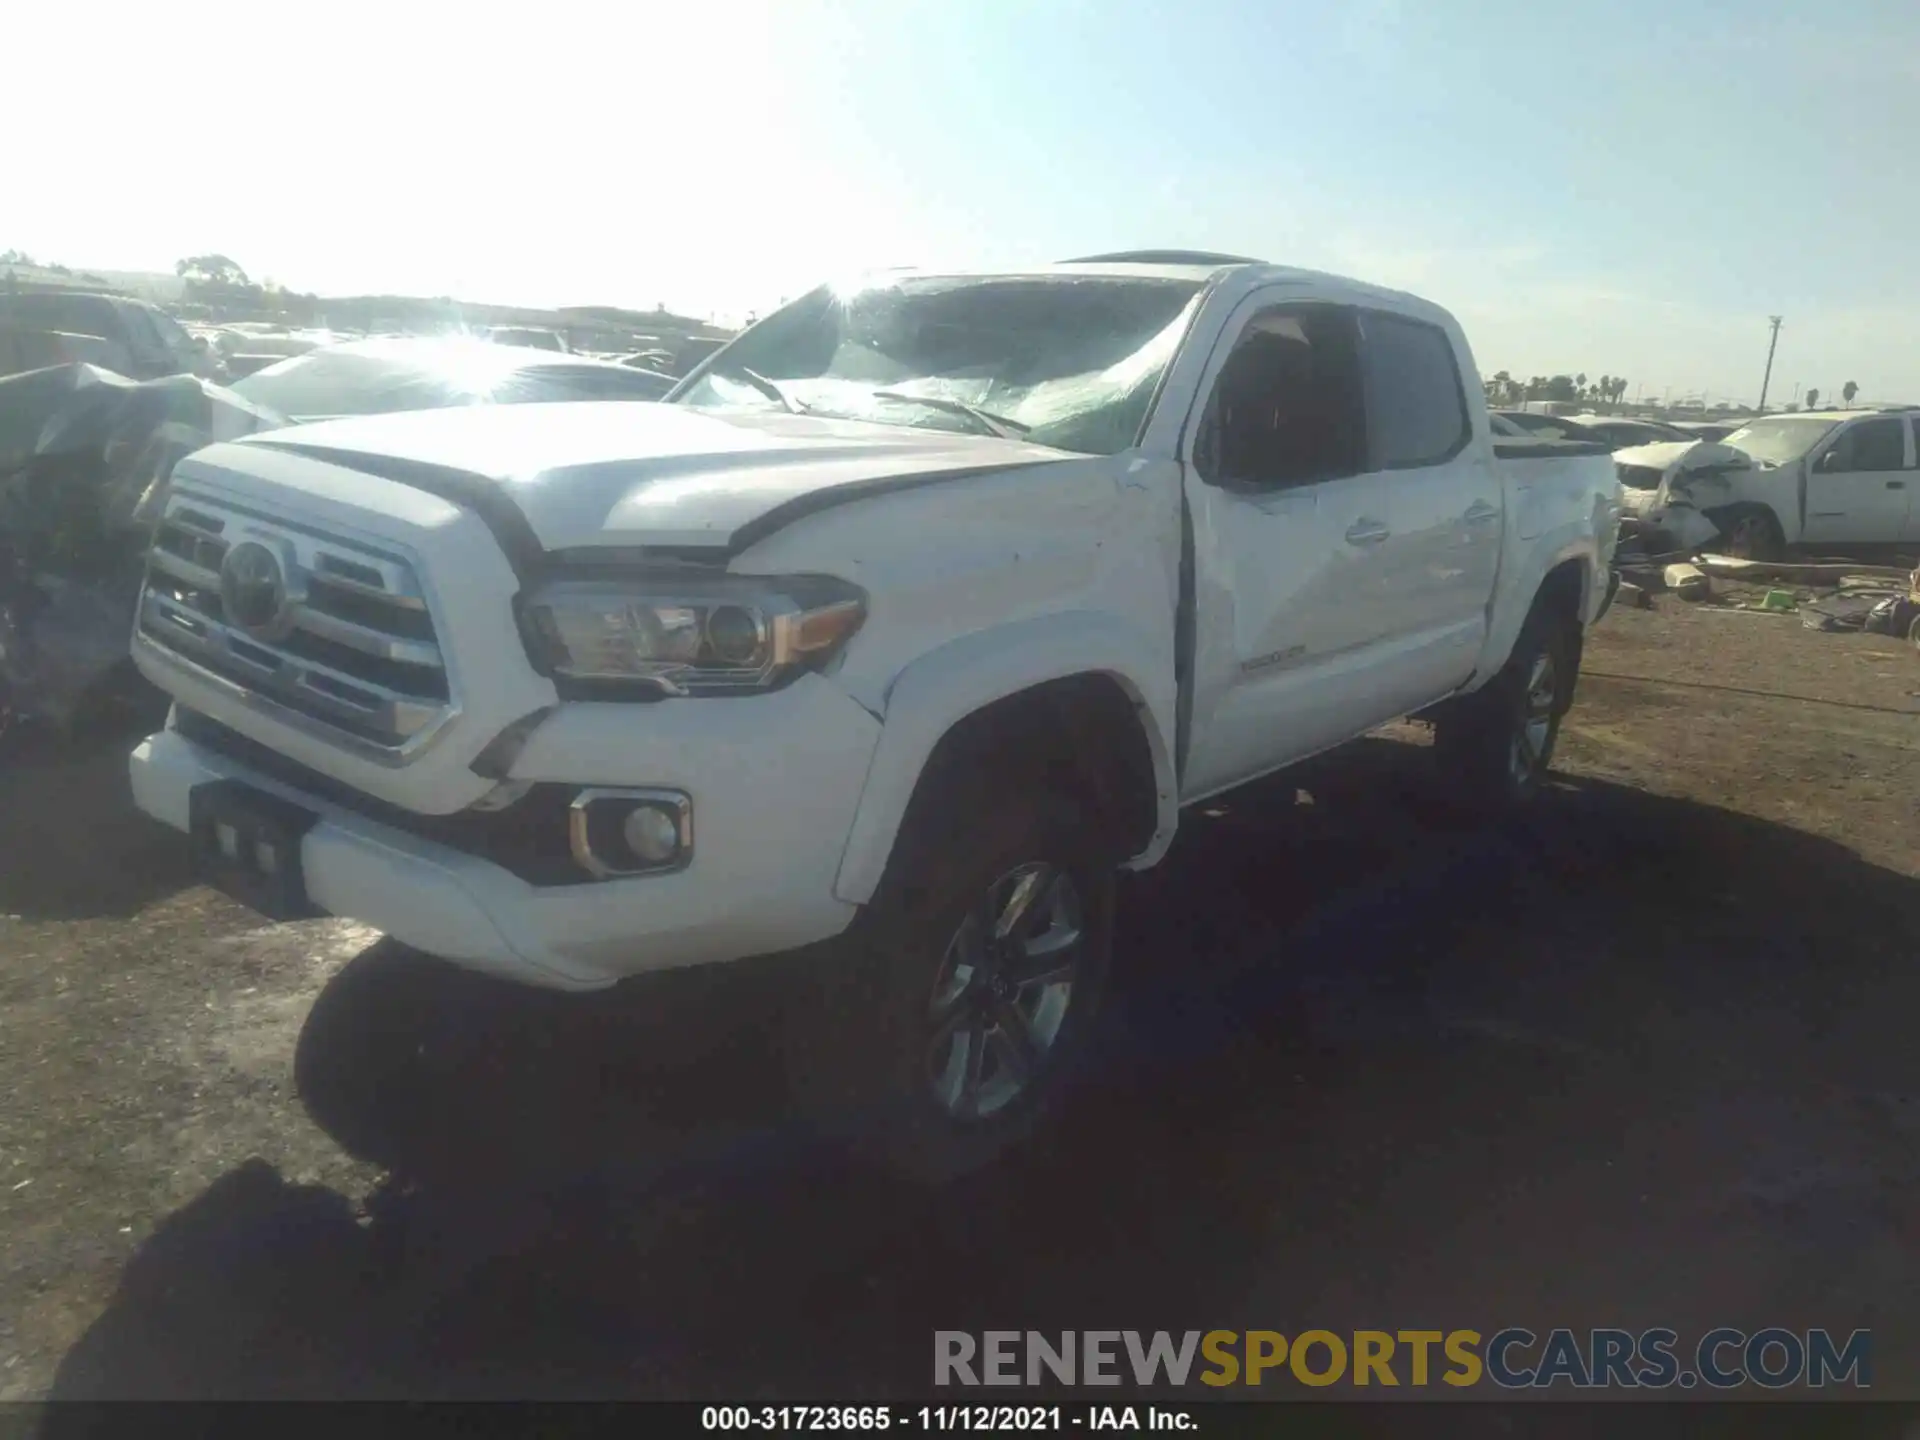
(0, 364), (285, 733)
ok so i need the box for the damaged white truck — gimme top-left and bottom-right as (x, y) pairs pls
(1617, 409), (1920, 558)
(126, 254), (1620, 1177)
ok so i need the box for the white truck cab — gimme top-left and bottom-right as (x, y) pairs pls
(127, 254), (1620, 1176)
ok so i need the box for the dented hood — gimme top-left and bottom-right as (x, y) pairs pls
(233, 401), (1074, 551)
(1613, 439), (1756, 477)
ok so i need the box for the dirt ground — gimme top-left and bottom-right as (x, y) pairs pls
(2, 596), (1918, 1406)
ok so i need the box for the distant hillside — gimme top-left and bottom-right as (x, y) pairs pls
(1, 259), (730, 343)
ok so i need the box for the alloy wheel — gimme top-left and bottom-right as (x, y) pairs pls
(925, 861), (1084, 1121)
(1509, 650), (1557, 787)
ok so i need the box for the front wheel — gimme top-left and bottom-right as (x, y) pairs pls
(1712, 505), (1785, 561)
(781, 780), (1115, 1184)
(1434, 607), (1579, 810)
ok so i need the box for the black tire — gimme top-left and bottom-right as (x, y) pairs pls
(1712, 504), (1785, 561)
(780, 777), (1115, 1185)
(1433, 604), (1579, 810)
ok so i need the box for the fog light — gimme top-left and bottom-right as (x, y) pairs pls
(568, 788), (693, 879)
(622, 804), (682, 864)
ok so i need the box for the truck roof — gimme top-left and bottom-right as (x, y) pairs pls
(1776, 408), (1918, 422)
(876, 259), (1443, 320)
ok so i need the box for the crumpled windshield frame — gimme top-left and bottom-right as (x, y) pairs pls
(672, 274), (1209, 457)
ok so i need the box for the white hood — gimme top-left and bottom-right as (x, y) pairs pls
(238, 401), (1075, 551)
(1612, 439), (1756, 476)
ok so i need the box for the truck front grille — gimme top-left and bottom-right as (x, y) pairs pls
(137, 490), (457, 759)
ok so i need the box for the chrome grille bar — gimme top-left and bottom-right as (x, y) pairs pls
(137, 488), (457, 757)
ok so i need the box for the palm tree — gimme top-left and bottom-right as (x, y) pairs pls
(1842, 380), (1859, 407)
(1575, 373), (1588, 399)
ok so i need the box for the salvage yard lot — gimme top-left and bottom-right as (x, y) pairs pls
(2, 600), (1918, 1400)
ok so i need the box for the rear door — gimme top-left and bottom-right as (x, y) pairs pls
(1803, 417), (1911, 544)
(1177, 294), (1409, 799)
(1354, 308), (1499, 709)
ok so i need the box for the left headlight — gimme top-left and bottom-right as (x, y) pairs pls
(518, 572), (867, 697)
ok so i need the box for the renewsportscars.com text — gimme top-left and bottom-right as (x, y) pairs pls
(934, 1328), (1871, 1390)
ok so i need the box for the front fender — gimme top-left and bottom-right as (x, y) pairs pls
(832, 611), (1179, 906)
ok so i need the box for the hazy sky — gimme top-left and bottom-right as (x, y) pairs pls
(10, 0), (1919, 403)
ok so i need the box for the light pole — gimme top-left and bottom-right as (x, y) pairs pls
(1757, 315), (1783, 414)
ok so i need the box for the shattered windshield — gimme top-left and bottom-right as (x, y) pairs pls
(671, 275), (1206, 456)
(1720, 417), (1838, 466)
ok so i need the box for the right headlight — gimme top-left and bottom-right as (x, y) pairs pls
(517, 571), (867, 697)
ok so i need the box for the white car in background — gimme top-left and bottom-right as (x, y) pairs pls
(1616, 409), (1920, 556)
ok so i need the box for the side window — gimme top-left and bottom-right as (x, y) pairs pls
(1359, 311), (1471, 468)
(1827, 418), (1905, 472)
(117, 303), (165, 353)
(1195, 303), (1366, 490)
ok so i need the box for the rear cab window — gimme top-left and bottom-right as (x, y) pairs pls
(1357, 311), (1470, 468)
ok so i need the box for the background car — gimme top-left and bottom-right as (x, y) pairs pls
(0, 291), (220, 383)
(1565, 415), (1694, 449)
(485, 326), (569, 352)
(212, 325), (337, 380)
(1492, 410), (1610, 443)
(229, 337), (676, 421)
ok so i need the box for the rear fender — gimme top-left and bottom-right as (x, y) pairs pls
(1469, 532), (1603, 689)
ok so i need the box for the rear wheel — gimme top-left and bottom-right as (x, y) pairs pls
(1434, 605), (1579, 810)
(781, 778), (1114, 1184)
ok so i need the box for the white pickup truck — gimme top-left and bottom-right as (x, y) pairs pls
(127, 254), (1620, 1177)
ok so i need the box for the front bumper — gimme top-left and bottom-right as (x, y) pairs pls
(129, 680), (881, 992)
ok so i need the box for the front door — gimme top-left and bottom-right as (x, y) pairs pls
(1178, 297), (1409, 800)
(1803, 416), (1913, 545)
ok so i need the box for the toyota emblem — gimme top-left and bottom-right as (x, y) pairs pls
(220, 541), (294, 639)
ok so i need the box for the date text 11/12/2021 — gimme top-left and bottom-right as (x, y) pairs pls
(702, 1407), (1191, 1431)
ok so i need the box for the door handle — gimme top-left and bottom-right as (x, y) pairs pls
(1345, 519), (1391, 546)
(1463, 501), (1500, 524)
(1888, 480), (1906, 490)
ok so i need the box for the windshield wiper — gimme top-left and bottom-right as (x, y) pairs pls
(725, 366), (807, 414)
(869, 390), (1030, 440)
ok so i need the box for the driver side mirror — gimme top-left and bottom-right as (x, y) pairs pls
(1814, 448), (1843, 474)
